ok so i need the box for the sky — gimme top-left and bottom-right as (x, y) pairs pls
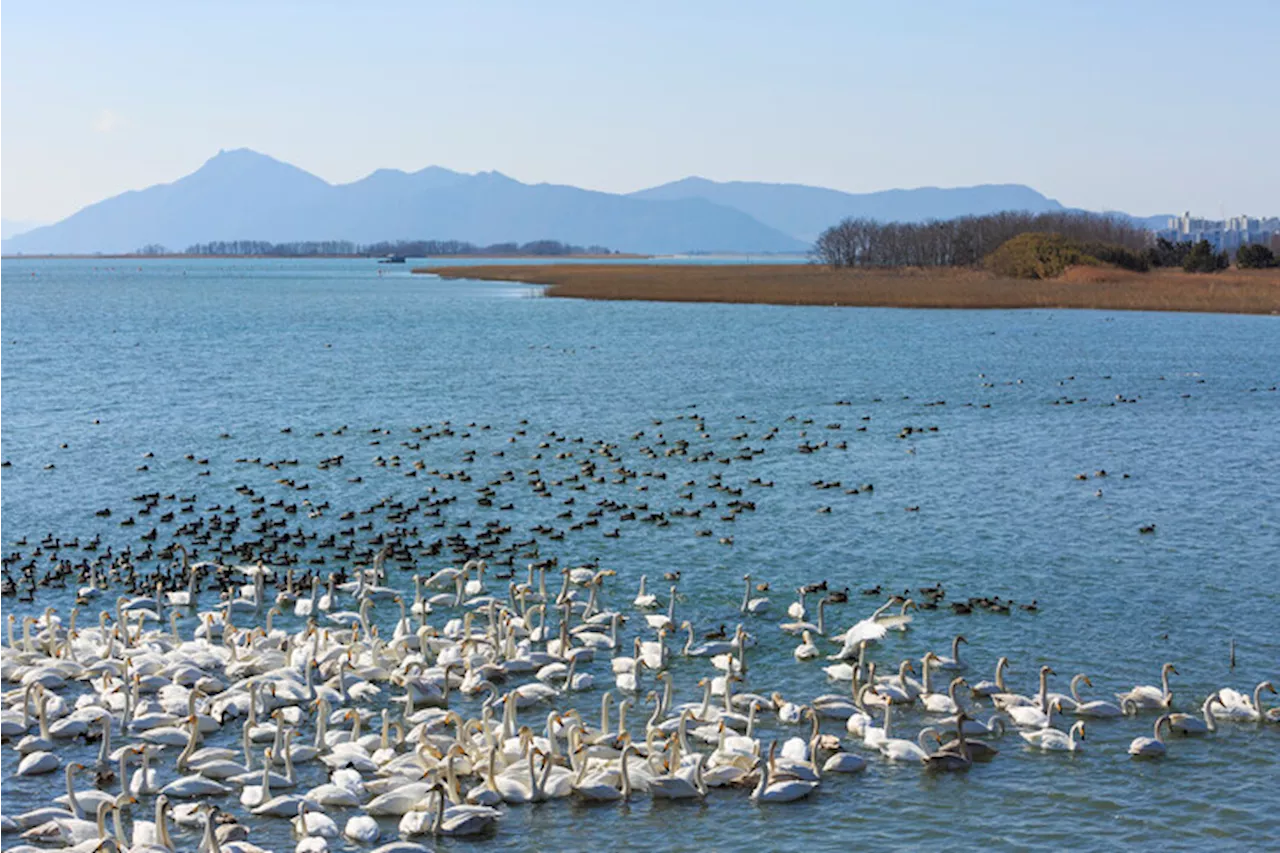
(3, 0), (1278, 224)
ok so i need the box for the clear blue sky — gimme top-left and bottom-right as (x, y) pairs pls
(3, 0), (1277, 223)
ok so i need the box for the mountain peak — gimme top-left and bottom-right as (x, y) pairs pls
(410, 165), (462, 179)
(473, 170), (519, 184)
(204, 147), (283, 167)
(188, 148), (328, 186)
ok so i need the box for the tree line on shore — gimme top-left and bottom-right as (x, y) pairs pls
(135, 239), (615, 257)
(814, 211), (1275, 276)
(814, 211), (1147, 269)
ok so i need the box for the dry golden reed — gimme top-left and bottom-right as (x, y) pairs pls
(416, 264), (1280, 315)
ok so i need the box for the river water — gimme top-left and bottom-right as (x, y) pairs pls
(2, 258), (1277, 850)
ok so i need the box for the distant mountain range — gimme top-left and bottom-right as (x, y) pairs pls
(1, 219), (46, 240)
(631, 177), (1070, 243)
(2, 149), (1167, 255)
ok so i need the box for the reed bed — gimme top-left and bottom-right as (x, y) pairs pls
(415, 263), (1280, 315)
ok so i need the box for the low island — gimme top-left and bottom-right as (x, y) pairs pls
(414, 262), (1280, 315)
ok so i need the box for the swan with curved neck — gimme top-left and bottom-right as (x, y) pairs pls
(649, 751), (707, 799)
(933, 635), (968, 670)
(876, 659), (918, 704)
(983, 660), (1027, 707)
(1022, 720), (1086, 752)
(1171, 693), (1225, 734)
(752, 741), (817, 802)
(877, 725), (939, 761)
(1215, 681), (1277, 721)
(1129, 714), (1172, 757)
(1067, 675), (1124, 718)
(1117, 663), (1176, 711)
(923, 672), (967, 715)
(1004, 668), (1057, 727)
(740, 575), (768, 615)
(1036, 665), (1054, 712)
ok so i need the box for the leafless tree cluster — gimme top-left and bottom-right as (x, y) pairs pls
(169, 239), (615, 257)
(814, 211), (1149, 268)
(183, 240), (357, 256)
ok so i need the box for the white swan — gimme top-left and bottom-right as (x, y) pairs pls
(1008, 697), (1061, 730)
(931, 635), (968, 671)
(875, 598), (917, 632)
(845, 685), (876, 737)
(572, 743), (635, 801)
(863, 699), (894, 747)
(751, 742), (817, 802)
(993, 664), (1054, 711)
(793, 630), (819, 661)
(822, 750), (867, 773)
(786, 588), (807, 621)
(129, 746), (159, 795)
(1067, 675), (1125, 717)
(494, 750), (546, 804)
(16, 750), (60, 775)
(1116, 662), (1176, 711)
(1170, 693), (1224, 734)
(344, 814), (381, 843)
(129, 793), (175, 851)
(879, 727), (939, 762)
(649, 752), (707, 799)
(427, 784), (500, 836)
(740, 575), (769, 615)
(1214, 681), (1277, 722)
(971, 656), (1010, 698)
(644, 586), (678, 631)
(779, 598), (825, 636)
(1003, 667), (1056, 727)
(1021, 721), (1086, 752)
(633, 575), (658, 608)
(922, 675), (967, 716)
(1129, 714), (1172, 758)
(827, 603), (890, 659)
(873, 660), (919, 705)
(293, 800), (339, 839)
(34, 798), (115, 846)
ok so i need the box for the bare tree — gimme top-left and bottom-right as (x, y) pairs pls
(814, 211), (1149, 269)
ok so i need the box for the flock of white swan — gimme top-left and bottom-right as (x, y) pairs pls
(2, 559), (1277, 852)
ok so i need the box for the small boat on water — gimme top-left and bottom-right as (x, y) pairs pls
(378, 254), (406, 264)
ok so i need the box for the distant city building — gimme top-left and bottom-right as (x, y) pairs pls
(1156, 211), (1279, 255)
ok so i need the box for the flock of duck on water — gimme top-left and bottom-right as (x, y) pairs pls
(2, 550), (1277, 853)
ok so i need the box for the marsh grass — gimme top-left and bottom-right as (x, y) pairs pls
(416, 264), (1280, 315)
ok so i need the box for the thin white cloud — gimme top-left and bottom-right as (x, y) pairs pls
(93, 109), (125, 133)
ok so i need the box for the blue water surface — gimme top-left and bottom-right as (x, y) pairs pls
(1, 258), (1277, 851)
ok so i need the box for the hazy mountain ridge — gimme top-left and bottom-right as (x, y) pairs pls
(631, 177), (1074, 242)
(3, 149), (1166, 255)
(3, 150), (806, 255)
(1, 219), (46, 240)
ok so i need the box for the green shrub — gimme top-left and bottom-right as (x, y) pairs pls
(1145, 237), (1192, 268)
(1083, 242), (1150, 272)
(1236, 243), (1277, 269)
(984, 233), (1101, 279)
(1182, 240), (1229, 273)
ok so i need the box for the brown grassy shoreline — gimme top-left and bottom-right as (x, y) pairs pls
(417, 263), (1280, 315)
